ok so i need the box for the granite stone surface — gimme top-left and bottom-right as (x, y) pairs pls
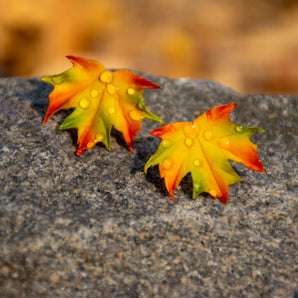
(0, 75), (297, 297)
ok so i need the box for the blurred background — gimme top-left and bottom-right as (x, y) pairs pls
(0, 0), (297, 94)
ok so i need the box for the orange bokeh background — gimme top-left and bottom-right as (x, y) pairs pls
(0, 0), (297, 94)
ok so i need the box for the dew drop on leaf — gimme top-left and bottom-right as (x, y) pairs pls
(108, 107), (116, 115)
(194, 183), (200, 191)
(162, 158), (173, 170)
(218, 137), (230, 149)
(209, 190), (217, 197)
(90, 89), (99, 97)
(107, 84), (116, 95)
(161, 139), (171, 148)
(236, 125), (243, 133)
(204, 130), (213, 141)
(95, 133), (104, 142)
(185, 136), (193, 148)
(87, 141), (95, 149)
(129, 110), (142, 121)
(100, 71), (113, 83)
(79, 98), (90, 109)
(127, 88), (136, 95)
(193, 159), (200, 167)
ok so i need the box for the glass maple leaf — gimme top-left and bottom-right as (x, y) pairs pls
(145, 103), (265, 203)
(42, 56), (162, 155)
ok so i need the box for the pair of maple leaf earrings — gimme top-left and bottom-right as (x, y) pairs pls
(42, 56), (264, 203)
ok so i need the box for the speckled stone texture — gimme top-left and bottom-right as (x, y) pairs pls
(0, 75), (297, 297)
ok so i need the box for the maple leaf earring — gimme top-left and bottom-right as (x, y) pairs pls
(41, 56), (265, 204)
(42, 56), (163, 155)
(144, 103), (265, 203)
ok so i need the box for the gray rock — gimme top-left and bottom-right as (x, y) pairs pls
(0, 75), (297, 297)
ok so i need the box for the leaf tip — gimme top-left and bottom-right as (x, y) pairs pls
(257, 127), (265, 133)
(206, 102), (238, 121)
(214, 191), (229, 203)
(41, 76), (52, 84)
(169, 193), (177, 200)
(255, 161), (265, 173)
(144, 159), (152, 174)
(42, 110), (53, 125)
(66, 55), (81, 66)
(219, 196), (229, 203)
(76, 148), (84, 156)
(157, 117), (163, 125)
